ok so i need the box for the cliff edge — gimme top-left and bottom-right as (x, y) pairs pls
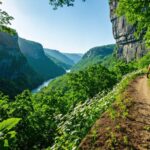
(110, 0), (149, 62)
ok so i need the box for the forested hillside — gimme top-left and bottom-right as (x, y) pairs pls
(72, 44), (115, 71)
(0, 62), (118, 149)
(0, 31), (66, 98)
(0, 0), (150, 149)
(0, 32), (42, 98)
(1, 51), (150, 149)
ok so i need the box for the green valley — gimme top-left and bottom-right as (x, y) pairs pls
(0, 0), (150, 150)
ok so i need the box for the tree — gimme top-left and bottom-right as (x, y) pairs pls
(116, 0), (150, 47)
(49, 0), (85, 9)
(0, 0), (16, 34)
(0, 118), (21, 149)
(0, 1), (14, 26)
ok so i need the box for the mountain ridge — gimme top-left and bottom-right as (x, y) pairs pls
(63, 53), (83, 63)
(72, 44), (115, 71)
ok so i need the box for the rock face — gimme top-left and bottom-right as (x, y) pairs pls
(0, 32), (42, 97)
(110, 0), (149, 62)
(19, 38), (65, 80)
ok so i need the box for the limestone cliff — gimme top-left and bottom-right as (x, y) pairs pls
(0, 32), (42, 97)
(110, 0), (149, 62)
(19, 38), (65, 80)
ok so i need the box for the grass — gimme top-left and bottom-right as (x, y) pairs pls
(144, 126), (150, 131)
(49, 69), (144, 150)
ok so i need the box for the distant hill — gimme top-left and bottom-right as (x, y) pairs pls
(72, 44), (116, 71)
(0, 32), (42, 97)
(63, 53), (83, 63)
(44, 49), (75, 69)
(19, 38), (66, 80)
(46, 55), (72, 70)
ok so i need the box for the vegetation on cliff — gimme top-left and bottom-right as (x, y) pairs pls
(0, 63), (117, 149)
(0, 1), (16, 35)
(116, 0), (150, 47)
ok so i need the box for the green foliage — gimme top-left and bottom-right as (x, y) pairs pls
(50, 69), (144, 149)
(1, 0), (150, 149)
(144, 126), (150, 131)
(0, 118), (20, 133)
(116, 0), (150, 47)
(112, 61), (137, 80)
(0, 118), (21, 150)
(68, 64), (117, 99)
(0, 92), (9, 121)
(0, 54), (147, 149)
(0, 79), (21, 99)
(72, 44), (115, 71)
(40, 64), (117, 113)
(0, 63), (117, 149)
(0, 1), (16, 35)
(0, 1), (13, 26)
(49, 0), (86, 9)
(0, 90), (57, 149)
(137, 52), (150, 69)
(0, 25), (17, 35)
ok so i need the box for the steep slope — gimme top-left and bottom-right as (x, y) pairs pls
(110, 0), (150, 62)
(49, 70), (144, 149)
(18, 38), (65, 80)
(46, 54), (71, 70)
(72, 44), (115, 71)
(44, 49), (74, 68)
(0, 32), (42, 98)
(79, 75), (150, 149)
(63, 53), (83, 63)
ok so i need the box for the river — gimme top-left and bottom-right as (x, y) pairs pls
(32, 78), (53, 93)
(32, 69), (71, 93)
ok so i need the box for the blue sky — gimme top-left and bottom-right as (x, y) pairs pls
(2, 0), (115, 53)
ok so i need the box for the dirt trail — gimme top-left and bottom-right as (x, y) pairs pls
(133, 76), (150, 104)
(79, 76), (150, 150)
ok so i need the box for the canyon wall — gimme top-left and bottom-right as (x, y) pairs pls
(0, 32), (42, 97)
(110, 0), (149, 62)
(19, 38), (65, 80)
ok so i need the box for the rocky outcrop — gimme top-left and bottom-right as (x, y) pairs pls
(0, 32), (42, 97)
(110, 0), (149, 62)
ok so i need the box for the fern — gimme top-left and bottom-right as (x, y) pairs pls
(0, 118), (21, 149)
